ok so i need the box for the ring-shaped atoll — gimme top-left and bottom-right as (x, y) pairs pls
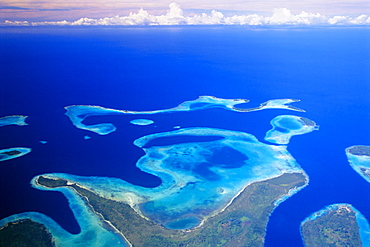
(265, 115), (318, 145)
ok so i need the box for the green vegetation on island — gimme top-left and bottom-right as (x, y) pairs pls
(36, 172), (306, 247)
(0, 150), (22, 156)
(301, 205), (362, 247)
(0, 148), (32, 162)
(0, 219), (54, 247)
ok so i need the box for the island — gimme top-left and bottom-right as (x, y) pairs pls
(36, 172), (307, 246)
(347, 146), (370, 156)
(0, 115), (28, 127)
(301, 203), (370, 246)
(0, 148), (31, 162)
(265, 115), (318, 145)
(0, 176), (128, 247)
(0, 219), (54, 247)
(64, 96), (305, 135)
(346, 145), (370, 183)
(233, 98), (305, 113)
(0, 171), (307, 247)
(0, 115), (31, 162)
(130, 119), (154, 126)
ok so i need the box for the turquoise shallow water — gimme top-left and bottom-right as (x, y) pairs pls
(0, 97), (311, 245)
(346, 147), (370, 184)
(265, 115), (318, 145)
(0, 115), (28, 127)
(0, 147), (31, 162)
(130, 119), (154, 126)
(0, 180), (128, 247)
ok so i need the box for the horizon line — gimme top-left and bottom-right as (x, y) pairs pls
(3, 3), (370, 27)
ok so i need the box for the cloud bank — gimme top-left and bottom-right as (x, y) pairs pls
(4, 3), (370, 26)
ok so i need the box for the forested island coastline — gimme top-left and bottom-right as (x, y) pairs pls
(31, 172), (307, 247)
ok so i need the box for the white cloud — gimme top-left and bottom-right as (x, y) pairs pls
(328, 14), (370, 25)
(3, 3), (370, 26)
(4, 20), (29, 26)
(266, 8), (326, 25)
(328, 15), (350, 25)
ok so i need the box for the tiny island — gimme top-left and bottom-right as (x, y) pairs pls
(130, 119), (154, 126)
(0, 148), (31, 162)
(265, 115), (318, 145)
(0, 115), (28, 127)
(0, 115), (31, 162)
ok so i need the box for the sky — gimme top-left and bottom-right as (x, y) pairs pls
(1, 0), (370, 25)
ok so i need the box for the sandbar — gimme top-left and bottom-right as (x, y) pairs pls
(130, 119), (154, 126)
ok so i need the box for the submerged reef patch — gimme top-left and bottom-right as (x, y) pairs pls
(64, 96), (305, 135)
(0, 115), (28, 127)
(130, 119), (154, 126)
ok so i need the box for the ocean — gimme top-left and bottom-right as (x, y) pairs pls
(0, 26), (369, 246)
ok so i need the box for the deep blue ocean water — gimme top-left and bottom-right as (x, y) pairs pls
(0, 26), (369, 246)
